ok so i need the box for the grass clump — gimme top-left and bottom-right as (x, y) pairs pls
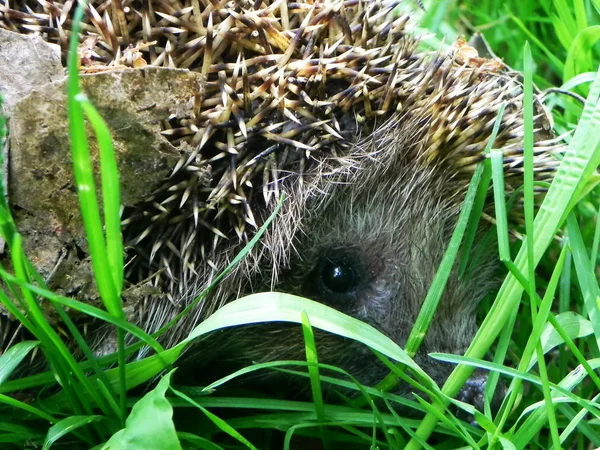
(0, 0), (599, 449)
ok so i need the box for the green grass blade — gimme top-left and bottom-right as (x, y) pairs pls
(42, 415), (104, 450)
(77, 94), (124, 305)
(403, 102), (506, 359)
(526, 311), (594, 371)
(564, 26), (600, 90)
(67, 0), (127, 423)
(429, 354), (600, 415)
(300, 312), (328, 447)
(170, 386), (257, 450)
(10, 234), (92, 416)
(0, 270), (164, 355)
(0, 341), (38, 385)
(491, 149), (510, 260)
(509, 12), (565, 74)
(552, 0), (581, 48)
(523, 42), (536, 296)
(0, 392), (57, 424)
(524, 42), (561, 450)
(457, 153), (493, 277)
(394, 162), (481, 359)
(66, 2), (120, 315)
(567, 214), (600, 348)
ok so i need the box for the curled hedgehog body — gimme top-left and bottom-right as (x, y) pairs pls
(1, 1), (562, 405)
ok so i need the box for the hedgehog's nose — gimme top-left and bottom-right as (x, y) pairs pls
(455, 370), (504, 425)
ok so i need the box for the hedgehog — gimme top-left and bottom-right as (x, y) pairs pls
(0, 0), (563, 410)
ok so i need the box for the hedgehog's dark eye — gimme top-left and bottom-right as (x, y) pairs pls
(302, 248), (365, 304)
(321, 260), (356, 293)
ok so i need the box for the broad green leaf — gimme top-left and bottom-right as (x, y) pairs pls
(101, 371), (181, 450)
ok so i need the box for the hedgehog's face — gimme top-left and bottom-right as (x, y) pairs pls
(183, 126), (503, 412)
(235, 137), (502, 405)
(278, 177), (486, 382)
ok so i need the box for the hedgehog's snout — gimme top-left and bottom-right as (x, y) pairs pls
(455, 370), (505, 424)
(457, 371), (487, 413)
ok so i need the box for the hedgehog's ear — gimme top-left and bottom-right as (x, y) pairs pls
(467, 33), (498, 60)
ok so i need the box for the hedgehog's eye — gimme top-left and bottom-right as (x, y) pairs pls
(321, 260), (356, 293)
(302, 249), (364, 304)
